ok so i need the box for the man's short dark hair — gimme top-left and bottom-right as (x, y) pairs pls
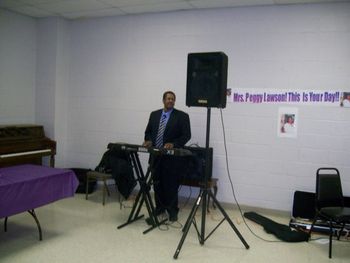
(163, 91), (176, 100)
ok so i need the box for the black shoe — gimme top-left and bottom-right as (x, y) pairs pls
(168, 213), (178, 222)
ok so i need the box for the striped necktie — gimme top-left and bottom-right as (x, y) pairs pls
(155, 114), (167, 148)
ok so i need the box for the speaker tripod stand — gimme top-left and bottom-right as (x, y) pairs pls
(173, 108), (250, 259)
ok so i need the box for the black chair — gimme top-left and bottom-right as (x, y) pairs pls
(309, 167), (350, 258)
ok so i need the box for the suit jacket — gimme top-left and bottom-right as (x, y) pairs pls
(95, 148), (136, 199)
(144, 108), (191, 148)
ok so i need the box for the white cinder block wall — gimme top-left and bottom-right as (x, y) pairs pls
(0, 10), (36, 124)
(2, 3), (350, 211)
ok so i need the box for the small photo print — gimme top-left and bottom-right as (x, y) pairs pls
(278, 107), (298, 138)
(340, 92), (350, 107)
(227, 88), (233, 103)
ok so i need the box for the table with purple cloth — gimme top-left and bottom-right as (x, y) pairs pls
(0, 164), (79, 240)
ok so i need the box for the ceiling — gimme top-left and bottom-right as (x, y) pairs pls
(0, 0), (348, 20)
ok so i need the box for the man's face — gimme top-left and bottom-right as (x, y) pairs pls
(163, 93), (175, 111)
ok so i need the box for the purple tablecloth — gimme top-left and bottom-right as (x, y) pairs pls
(0, 164), (79, 218)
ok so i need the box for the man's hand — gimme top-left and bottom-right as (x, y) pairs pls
(164, 143), (174, 149)
(143, 140), (152, 147)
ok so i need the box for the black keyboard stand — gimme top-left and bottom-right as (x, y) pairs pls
(117, 151), (167, 234)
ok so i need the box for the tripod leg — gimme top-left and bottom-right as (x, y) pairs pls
(174, 190), (203, 259)
(182, 189), (202, 232)
(209, 191), (249, 249)
(200, 189), (208, 244)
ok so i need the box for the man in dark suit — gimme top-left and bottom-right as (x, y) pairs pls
(143, 91), (191, 222)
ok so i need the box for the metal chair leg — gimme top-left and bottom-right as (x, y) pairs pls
(329, 223), (333, 258)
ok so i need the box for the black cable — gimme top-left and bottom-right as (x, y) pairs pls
(219, 108), (282, 243)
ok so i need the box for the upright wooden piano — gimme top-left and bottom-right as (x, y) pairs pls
(0, 125), (56, 168)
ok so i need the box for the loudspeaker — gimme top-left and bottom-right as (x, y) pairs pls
(183, 146), (213, 181)
(186, 52), (228, 108)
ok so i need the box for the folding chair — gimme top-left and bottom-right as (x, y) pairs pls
(310, 168), (350, 258)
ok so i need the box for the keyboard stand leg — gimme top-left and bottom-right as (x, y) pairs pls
(117, 152), (167, 234)
(117, 186), (145, 229)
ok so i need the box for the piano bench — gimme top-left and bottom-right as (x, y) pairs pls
(180, 178), (218, 211)
(85, 171), (113, 205)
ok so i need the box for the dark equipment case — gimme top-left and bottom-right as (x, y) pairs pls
(290, 191), (350, 235)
